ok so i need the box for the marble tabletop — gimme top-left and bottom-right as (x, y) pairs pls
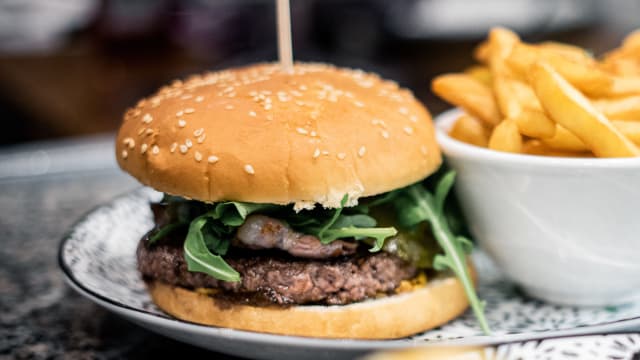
(0, 135), (241, 359)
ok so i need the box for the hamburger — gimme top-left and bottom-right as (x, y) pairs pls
(116, 63), (488, 339)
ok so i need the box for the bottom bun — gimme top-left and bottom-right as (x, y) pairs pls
(146, 266), (475, 339)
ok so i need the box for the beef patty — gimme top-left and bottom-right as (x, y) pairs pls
(137, 237), (417, 306)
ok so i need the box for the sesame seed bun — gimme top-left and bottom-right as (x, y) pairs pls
(116, 63), (441, 207)
(145, 266), (474, 339)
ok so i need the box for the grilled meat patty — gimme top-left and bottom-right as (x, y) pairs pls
(137, 236), (417, 306)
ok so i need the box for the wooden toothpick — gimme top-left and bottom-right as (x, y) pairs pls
(276, 0), (293, 72)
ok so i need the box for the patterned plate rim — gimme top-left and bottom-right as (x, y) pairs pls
(57, 188), (640, 351)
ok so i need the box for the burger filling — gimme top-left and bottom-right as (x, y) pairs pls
(138, 171), (488, 331)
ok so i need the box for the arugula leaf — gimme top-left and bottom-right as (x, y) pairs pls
(293, 195), (397, 252)
(322, 226), (397, 252)
(183, 216), (240, 282)
(317, 195), (349, 240)
(181, 201), (275, 282)
(393, 171), (490, 334)
(211, 202), (277, 226)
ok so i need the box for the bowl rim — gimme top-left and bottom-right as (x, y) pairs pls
(434, 108), (640, 169)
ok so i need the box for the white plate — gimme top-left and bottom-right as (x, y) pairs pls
(59, 188), (640, 360)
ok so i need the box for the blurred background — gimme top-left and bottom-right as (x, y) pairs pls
(1, 0), (639, 146)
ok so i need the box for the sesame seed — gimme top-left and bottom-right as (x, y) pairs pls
(184, 108), (195, 114)
(249, 111), (256, 117)
(421, 146), (428, 155)
(197, 134), (206, 143)
(141, 143), (148, 154)
(137, 128), (145, 136)
(194, 128), (204, 137)
(310, 131), (317, 137)
(381, 130), (389, 139)
(354, 101), (364, 108)
(152, 145), (160, 155)
(142, 113), (153, 123)
(194, 151), (202, 162)
(181, 94), (193, 100)
(207, 155), (219, 164)
(372, 118), (387, 128)
(337, 152), (346, 160)
(299, 85), (308, 91)
(244, 164), (255, 175)
(123, 137), (135, 148)
(225, 104), (234, 110)
(403, 126), (413, 135)
(185, 139), (193, 148)
(170, 143), (178, 153)
(264, 103), (272, 110)
(121, 150), (128, 159)
(410, 115), (418, 123)
(313, 148), (321, 158)
(399, 107), (409, 115)
(178, 119), (186, 128)
(180, 145), (188, 154)
(296, 127), (308, 135)
(176, 110), (184, 117)
(322, 150), (330, 155)
(195, 95), (204, 102)
(145, 128), (154, 136)
(358, 146), (366, 157)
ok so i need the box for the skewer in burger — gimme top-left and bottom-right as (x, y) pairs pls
(116, 63), (488, 339)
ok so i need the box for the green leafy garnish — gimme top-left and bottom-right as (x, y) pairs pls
(392, 171), (490, 334)
(184, 216), (240, 281)
(182, 201), (275, 282)
(294, 195), (398, 252)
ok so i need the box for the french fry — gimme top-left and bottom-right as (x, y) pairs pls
(473, 40), (490, 64)
(592, 96), (640, 120)
(613, 120), (640, 145)
(432, 74), (501, 126)
(509, 80), (542, 111)
(464, 65), (492, 87)
(493, 76), (543, 118)
(493, 76), (521, 118)
(507, 44), (612, 95)
(541, 125), (590, 152)
(537, 41), (594, 63)
(487, 28), (520, 79)
(621, 30), (640, 49)
(487, 27), (520, 62)
(488, 120), (522, 153)
(513, 109), (556, 139)
(449, 114), (491, 147)
(530, 62), (640, 157)
(523, 139), (592, 157)
(592, 76), (640, 97)
(600, 58), (640, 76)
(601, 30), (640, 75)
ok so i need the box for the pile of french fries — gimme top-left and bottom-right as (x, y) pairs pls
(432, 27), (640, 158)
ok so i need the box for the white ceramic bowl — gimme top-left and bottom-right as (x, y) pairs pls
(435, 108), (640, 306)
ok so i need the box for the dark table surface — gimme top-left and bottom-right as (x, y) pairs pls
(0, 135), (241, 359)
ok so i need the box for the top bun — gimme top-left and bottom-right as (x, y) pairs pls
(116, 63), (441, 208)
